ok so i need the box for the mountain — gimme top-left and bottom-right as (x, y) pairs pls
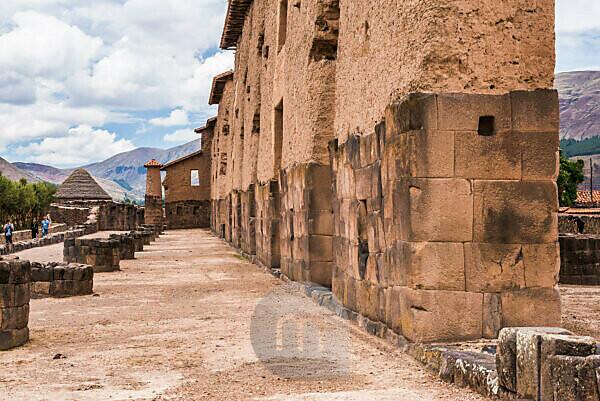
(556, 71), (600, 140)
(0, 157), (40, 182)
(13, 139), (201, 201)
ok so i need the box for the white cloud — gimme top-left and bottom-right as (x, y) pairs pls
(14, 125), (135, 166)
(150, 109), (190, 126)
(556, 0), (600, 33)
(0, 0), (234, 166)
(164, 129), (198, 143)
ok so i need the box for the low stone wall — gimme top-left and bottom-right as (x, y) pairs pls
(129, 232), (145, 252)
(31, 262), (94, 298)
(1, 223), (68, 244)
(51, 201), (144, 231)
(560, 214), (600, 235)
(50, 204), (93, 228)
(559, 234), (600, 285)
(64, 238), (120, 273)
(0, 224), (96, 256)
(109, 234), (135, 260)
(0, 260), (30, 350)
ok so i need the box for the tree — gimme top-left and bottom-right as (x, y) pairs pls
(557, 154), (585, 207)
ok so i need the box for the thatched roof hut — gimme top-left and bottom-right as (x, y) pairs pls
(55, 169), (112, 201)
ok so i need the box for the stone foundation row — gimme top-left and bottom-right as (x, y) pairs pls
(0, 260), (30, 350)
(31, 262), (94, 298)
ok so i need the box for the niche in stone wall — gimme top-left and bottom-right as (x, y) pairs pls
(274, 100), (284, 173)
(277, 0), (289, 52)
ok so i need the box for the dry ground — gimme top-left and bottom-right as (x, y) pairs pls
(1, 229), (487, 401)
(561, 285), (600, 340)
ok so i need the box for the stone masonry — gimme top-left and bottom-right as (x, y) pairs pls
(173, 0), (561, 343)
(559, 234), (600, 285)
(30, 262), (94, 298)
(0, 260), (30, 350)
(63, 238), (120, 273)
(144, 159), (164, 227)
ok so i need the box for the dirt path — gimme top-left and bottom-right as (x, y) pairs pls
(561, 285), (600, 340)
(0, 229), (486, 401)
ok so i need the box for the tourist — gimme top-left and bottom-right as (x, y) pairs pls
(4, 220), (14, 252)
(31, 220), (39, 239)
(41, 216), (50, 238)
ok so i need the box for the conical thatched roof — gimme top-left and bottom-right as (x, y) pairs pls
(55, 169), (112, 201)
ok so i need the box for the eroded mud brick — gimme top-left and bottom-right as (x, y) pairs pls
(473, 180), (557, 244)
(385, 93), (437, 139)
(437, 93), (511, 132)
(454, 131), (521, 180)
(521, 131), (559, 180)
(540, 334), (597, 401)
(501, 288), (561, 328)
(464, 243), (526, 293)
(398, 288), (483, 343)
(483, 293), (502, 339)
(511, 89), (559, 132)
(395, 178), (473, 242)
(405, 242), (465, 291)
(522, 243), (560, 288)
(516, 328), (572, 399)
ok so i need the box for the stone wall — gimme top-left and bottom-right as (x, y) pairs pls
(559, 214), (600, 235)
(330, 92), (560, 343)
(64, 238), (120, 273)
(0, 260), (30, 350)
(497, 327), (599, 401)
(559, 234), (600, 285)
(208, 0), (560, 343)
(0, 225), (92, 256)
(31, 262), (94, 298)
(1, 223), (68, 244)
(109, 234), (136, 260)
(51, 201), (144, 231)
(165, 200), (211, 229)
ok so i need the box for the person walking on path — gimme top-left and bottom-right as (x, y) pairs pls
(41, 216), (51, 238)
(31, 220), (39, 239)
(4, 220), (15, 253)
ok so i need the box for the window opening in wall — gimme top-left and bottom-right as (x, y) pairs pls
(177, 206), (182, 215)
(478, 116), (496, 136)
(277, 0), (288, 52)
(191, 170), (200, 186)
(193, 206), (199, 215)
(274, 100), (284, 173)
(253, 111), (261, 134)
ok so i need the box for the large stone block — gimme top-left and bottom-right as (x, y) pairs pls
(515, 327), (573, 400)
(521, 131), (560, 180)
(454, 131), (521, 180)
(511, 90), (559, 133)
(385, 93), (438, 138)
(500, 288), (561, 328)
(496, 327), (520, 393)
(406, 242), (465, 291)
(483, 293), (502, 339)
(540, 334), (597, 401)
(522, 243), (560, 288)
(464, 243), (526, 292)
(548, 355), (600, 401)
(399, 288), (483, 342)
(395, 178), (473, 242)
(437, 93), (512, 132)
(473, 180), (557, 244)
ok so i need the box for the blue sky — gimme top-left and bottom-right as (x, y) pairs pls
(0, 0), (597, 167)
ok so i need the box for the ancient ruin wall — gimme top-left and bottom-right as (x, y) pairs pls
(334, 0), (555, 143)
(64, 238), (121, 273)
(30, 262), (94, 298)
(0, 260), (30, 350)
(212, 80), (236, 201)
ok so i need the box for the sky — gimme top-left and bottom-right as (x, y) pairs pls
(0, 0), (597, 168)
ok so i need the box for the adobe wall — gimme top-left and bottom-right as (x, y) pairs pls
(334, 0), (555, 143)
(163, 154), (211, 204)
